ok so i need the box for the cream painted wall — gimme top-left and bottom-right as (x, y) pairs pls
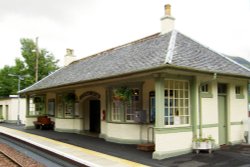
(55, 118), (83, 131)
(155, 132), (193, 152)
(0, 97), (26, 124)
(105, 123), (154, 143)
(197, 76), (218, 126)
(228, 80), (248, 122)
(230, 125), (244, 143)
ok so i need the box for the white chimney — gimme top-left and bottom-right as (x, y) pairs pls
(161, 4), (175, 34)
(64, 48), (76, 66)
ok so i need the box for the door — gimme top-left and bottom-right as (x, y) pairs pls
(218, 95), (227, 145)
(89, 100), (100, 133)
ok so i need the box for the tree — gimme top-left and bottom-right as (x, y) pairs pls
(20, 38), (59, 85)
(0, 65), (16, 96)
(0, 38), (59, 97)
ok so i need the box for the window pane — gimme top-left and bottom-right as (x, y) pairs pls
(164, 80), (190, 125)
(29, 96), (45, 116)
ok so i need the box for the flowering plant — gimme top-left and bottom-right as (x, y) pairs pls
(192, 135), (215, 143)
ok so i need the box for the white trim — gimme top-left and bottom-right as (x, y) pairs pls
(164, 30), (177, 64)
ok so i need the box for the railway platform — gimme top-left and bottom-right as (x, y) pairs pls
(1, 123), (250, 167)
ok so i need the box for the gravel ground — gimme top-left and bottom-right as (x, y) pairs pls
(0, 142), (45, 167)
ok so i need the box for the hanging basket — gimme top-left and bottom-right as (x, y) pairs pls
(113, 87), (132, 102)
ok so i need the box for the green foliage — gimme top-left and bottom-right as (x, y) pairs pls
(63, 93), (76, 103)
(113, 86), (132, 101)
(0, 38), (59, 96)
(0, 65), (16, 96)
(192, 135), (215, 143)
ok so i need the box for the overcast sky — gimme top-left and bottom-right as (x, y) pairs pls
(0, 0), (250, 68)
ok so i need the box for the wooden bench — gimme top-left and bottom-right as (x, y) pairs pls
(137, 143), (155, 151)
(33, 116), (54, 130)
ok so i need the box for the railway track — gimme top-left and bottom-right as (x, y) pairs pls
(0, 151), (20, 167)
(0, 133), (88, 167)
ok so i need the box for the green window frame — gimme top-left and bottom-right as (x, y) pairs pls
(56, 92), (76, 118)
(111, 87), (142, 123)
(28, 95), (46, 116)
(235, 86), (244, 99)
(164, 80), (190, 126)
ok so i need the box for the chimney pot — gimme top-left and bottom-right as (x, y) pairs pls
(165, 4), (171, 16)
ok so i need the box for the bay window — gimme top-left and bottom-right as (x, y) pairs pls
(150, 80), (190, 126)
(111, 87), (141, 122)
(28, 95), (46, 116)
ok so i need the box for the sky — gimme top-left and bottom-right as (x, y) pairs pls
(0, 0), (250, 68)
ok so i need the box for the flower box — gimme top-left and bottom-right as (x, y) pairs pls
(192, 136), (215, 154)
(192, 141), (214, 154)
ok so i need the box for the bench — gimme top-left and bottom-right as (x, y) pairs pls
(33, 116), (54, 130)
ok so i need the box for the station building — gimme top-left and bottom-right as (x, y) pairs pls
(20, 5), (250, 159)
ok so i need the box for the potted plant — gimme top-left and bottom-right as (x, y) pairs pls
(113, 86), (132, 101)
(34, 96), (43, 103)
(63, 93), (76, 104)
(192, 135), (215, 154)
(0, 114), (4, 123)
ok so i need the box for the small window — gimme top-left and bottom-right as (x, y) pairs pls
(200, 83), (213, 98)
(218, 84), (227, 94)
(201, 84), (209, 93)
(235, 86), (241, 95)
(235, 86), (244, 99)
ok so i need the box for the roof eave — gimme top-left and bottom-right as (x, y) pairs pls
(20, 64), (250, 95)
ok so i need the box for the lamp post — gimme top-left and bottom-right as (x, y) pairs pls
(8, 74), (28, 125)
(32, 37), (39, 82)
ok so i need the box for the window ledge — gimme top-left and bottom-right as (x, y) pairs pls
(236, 94), (244, 99)
(201, 92), (213, 98)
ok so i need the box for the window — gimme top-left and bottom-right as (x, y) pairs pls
(126, 89), (140, 121)
(235, 86), (244, 99)
(200, 83), (213, 98)
(149, 91), (155, 123)
(235, 86), (241, 95)
(28, 96), (45, 116)
(5, 105), (8, 120)
(48, 99), (55, 116)
(111, 87), (141, 122)
(201, 84), (209, 93)
(56, 92), (76, 118)
(164, 80), (189, 125)
(112, 100), (122, 121)
(0, 105), (3, 117)
(57, 94), (64, 118)
(218, 84), (227, 94)
(149, 80), (190, 125)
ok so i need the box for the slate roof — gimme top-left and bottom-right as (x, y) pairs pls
(20, 30), (250, 93)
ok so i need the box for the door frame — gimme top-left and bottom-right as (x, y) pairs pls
(89, 100), (101, 133)
(218, 83), (228, 145)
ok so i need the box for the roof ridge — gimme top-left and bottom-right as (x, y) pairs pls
(71, 33), (161, 64)
(164, 30), (177, 64)
(176, 31), (250, 73)
(221, 55), (250, 72)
